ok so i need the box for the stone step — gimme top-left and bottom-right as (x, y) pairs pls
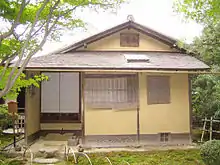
(42, 133), (74, 141)
(33, 158), (60, 164)
(35, 146), (64, 159)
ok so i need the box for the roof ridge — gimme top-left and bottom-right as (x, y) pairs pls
(130, 21), (177, 44)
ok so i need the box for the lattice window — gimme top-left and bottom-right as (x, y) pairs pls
(160, 133), (170, 142)
(120, 33), (139, 47)
(147, 76), (170, 104)
(85, 74), (138, 109)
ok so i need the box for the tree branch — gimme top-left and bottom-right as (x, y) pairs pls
(0, 0), (27, 43)
(0, 52), (18, 66)
(30, 21), (46, 38)
(0, 56), (16, 82)
(14, 24), (31, 41)
(0, 0), (50, 98)
(0, 0), (112, 98)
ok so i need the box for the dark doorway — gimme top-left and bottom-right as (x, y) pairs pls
(17, 88), (25, 113)
(0, 98), (5, 105)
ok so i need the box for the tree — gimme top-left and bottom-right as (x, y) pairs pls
(190, 24), (220, 119)
(0, 0), (123, 98)
(192, 73), (220, 119)
(184, 23), (220, 66)
(174, 0), (220, 25)
(175, 0), (220, 119)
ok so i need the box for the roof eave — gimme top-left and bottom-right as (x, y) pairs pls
(24, 66), (210, 72)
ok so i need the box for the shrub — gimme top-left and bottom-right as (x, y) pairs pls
(200, 140), (220, 165)
(0, 105), (13, 130)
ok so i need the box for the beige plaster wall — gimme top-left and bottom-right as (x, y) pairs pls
(85, 73), (190, 135)
(139, 73), (190, 134)
(78, 29), (177, 52)
(25, 71), (40, 136)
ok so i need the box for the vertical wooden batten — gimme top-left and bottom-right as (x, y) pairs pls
(137, 107), (140, 143)
(81, 72), (85, 143)
(188, 74), (193, 143)
(136, 73), (140, 144)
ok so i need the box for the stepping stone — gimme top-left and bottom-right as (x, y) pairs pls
(38, 148), (59, 158)
(33, 158), (60, 164)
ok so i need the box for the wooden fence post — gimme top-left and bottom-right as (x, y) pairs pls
(210, 117), (213, 141)
(201, 117), (207, 142)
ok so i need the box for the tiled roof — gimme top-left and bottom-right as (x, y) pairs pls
(24, 52), (209, 70)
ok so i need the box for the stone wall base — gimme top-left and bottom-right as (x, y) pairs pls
(83, 133), (191, 148)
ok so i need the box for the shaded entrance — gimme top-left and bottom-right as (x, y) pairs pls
(40, 72), (81, 135)
(17, 88), (25, 114)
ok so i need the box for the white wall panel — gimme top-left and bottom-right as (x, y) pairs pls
(60, 72), (79, 113)
(41, 72), (59, 113)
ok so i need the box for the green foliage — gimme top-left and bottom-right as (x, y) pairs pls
(0, 0), (124, 99)
(188, 23), (220, 120)
(192, 73), (220, 119)
(189, 24), (220, 66)
(175, 0), (220, 120)
(68, 150), (203, 165)
(0, 104), (12, 130)
(0, 67), (48, 100)
(174, 0), (220, 25)
(0, 39), (22, 62)
(0, 133), (13, 150)
(200, 140), (220, 165)
(0, 155), (25, 165)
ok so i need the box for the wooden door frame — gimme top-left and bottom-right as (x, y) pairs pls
(40, 71), (82, 123)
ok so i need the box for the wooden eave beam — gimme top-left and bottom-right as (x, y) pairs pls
(24, 68), (215, 74)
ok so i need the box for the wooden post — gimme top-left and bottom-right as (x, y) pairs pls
(136, 73), (140, 144)
(210, 117), (213, 141)
(201, 117), (207, 142)
(81, 72), (85, 144)
(137, 106), (140, 144)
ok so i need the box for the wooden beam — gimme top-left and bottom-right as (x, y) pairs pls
(25, 68), (217, 74)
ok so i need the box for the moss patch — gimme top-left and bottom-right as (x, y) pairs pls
(3, 149), (204, 165)
(68, 149), (204, 165)
(0, 133), (14, 149)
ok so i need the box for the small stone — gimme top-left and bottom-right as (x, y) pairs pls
(67, 139), (78, 146)
(77, 144), (84, 152)
(15, 145), (22, 151)
(36, 148), (59, 158)
(33, 158), (60, 164)
(39, 149), (46, 153)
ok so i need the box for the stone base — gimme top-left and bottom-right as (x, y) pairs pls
(84, 133), (191, 148)
(42, 133), (74, 141)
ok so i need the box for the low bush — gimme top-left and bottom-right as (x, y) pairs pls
(0, 105), (16, 130)
(200, 140), (220, 165)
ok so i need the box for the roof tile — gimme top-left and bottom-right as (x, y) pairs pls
(24, 52), (209, 70)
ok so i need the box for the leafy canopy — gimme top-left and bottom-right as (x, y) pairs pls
(175, 0), (220, 119)
(0, 0), (124, 99)
(174, 0), (220, 25)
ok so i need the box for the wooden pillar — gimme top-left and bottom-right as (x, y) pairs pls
(136, 73), (140, 144)
(81, 72), (85, 144)
(188, 74), (193, 143)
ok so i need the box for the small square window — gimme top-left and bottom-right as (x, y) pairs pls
(160, 133), (170, 142)
(147, 76), (170, 105)
(120, 33), (139, 47)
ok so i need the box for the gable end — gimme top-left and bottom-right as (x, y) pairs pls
(57, 21), (180, 53)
